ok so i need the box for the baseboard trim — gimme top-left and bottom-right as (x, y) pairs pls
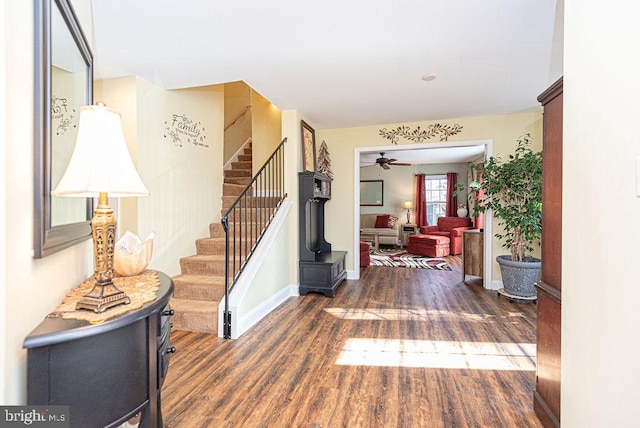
(488, 279), (503, 290)
(346, 269), (358, 280)
(217, 201), (292, 338)
(533, 391), (560, 428)
(234, 284), (298, 339)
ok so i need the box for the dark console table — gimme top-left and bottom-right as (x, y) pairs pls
(23, 272), (174, 428)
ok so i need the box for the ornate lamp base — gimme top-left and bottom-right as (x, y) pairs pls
(76, 280), (131, 313)
(76, 191), (131, 313)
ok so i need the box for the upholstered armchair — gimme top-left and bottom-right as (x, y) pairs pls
(419, 216), (473, 255)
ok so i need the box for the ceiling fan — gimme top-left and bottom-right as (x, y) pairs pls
(366, 152), (411, 170)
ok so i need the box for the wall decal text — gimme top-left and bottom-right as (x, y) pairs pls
(164, 114), (208, 148)
(51, 95), (77, 135)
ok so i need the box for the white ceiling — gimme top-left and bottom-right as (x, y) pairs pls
(360, 145), (485, 168)
(90, 0), (563, 130)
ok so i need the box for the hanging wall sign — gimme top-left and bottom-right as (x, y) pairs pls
(164, 113), (208, 148)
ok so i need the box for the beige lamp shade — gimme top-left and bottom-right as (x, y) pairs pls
(52, 104), (149, 197)
(403, 201), (413, 210)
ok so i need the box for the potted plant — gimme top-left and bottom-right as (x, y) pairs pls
(470, 133), (543, 299)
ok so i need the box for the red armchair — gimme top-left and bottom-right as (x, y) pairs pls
(419, 217), (473, 255)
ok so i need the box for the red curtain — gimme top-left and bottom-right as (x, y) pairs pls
(446, 172), (457, 217)
(415, 174), (428, 227)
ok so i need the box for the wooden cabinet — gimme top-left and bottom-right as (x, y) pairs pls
(534, 77), (562, 428)
(462, 230), (483, 281)
(298, 172), (347, 297)
(23, 273), (174, 428)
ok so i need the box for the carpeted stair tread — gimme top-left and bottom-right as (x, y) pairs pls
(218, 208), (274, 223)
(224, 169), (251, 178)
(172, 274), (225, 301)
(231, 161), (252, 170)
(180, 254), (226, 275)
(224, 177), (252, 186)
(195, 237), (225, 254)
(237, 154), (252, 162)
(222, 195), (281, 211)
(196, 237), (257, 255)
(170, 298), (218, 333)
(209, 221), (270, 238)
(223, 183), (251, 197)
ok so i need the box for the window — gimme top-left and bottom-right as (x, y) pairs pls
(425, 175), (447, 225)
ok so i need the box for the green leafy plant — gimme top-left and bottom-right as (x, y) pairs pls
(470, 133), (542, 262)
(454, 181), (482, 218)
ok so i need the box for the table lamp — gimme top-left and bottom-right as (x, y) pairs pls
(403, 201), (413, 223)
(52, 103), (149, 312)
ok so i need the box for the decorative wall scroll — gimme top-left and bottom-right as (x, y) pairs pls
(164, 113), (208, 148)
(378, 123), (463, 144)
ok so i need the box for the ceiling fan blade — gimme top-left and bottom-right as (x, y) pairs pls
(382, 163), (390, 170)
(361, 164), (378, 168)
(388, 162), (411, 166)
(388, 158), (398, 163)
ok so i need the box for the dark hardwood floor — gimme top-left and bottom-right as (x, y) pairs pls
(162, 255), (541, 427)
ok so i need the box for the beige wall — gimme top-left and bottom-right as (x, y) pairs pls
(0, 0), (6, 403)
(563, 0), (640, 425)
(319, 112), (542, 279)
(1, 0), (95, 404)
(251, 89), (283, 170)
(97, 77), (224, 277)
(281, 110), (305, 285)
(224, 81), (252, 163)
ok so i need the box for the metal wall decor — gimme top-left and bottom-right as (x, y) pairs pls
(378, 123), (463, 144)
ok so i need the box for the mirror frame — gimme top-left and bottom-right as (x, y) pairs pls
(360, 180), (384, 206)
(34, 0), (94, 258)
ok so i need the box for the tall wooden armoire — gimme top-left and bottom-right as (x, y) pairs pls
(534, 77), (563, 427)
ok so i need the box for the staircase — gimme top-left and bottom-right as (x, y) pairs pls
(170, 143), (254, 333)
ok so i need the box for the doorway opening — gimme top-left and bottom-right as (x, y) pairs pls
(354, 139), (495, 289)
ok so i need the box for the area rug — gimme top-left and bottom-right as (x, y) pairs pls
(370, 249), (451, 271)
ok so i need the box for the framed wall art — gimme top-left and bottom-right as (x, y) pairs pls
(301, 120), (316, 172)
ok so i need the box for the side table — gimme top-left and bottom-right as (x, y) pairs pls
(401, 223), (418, 248)
(360, 232), (379, 251)
(462, 229), (484, 281)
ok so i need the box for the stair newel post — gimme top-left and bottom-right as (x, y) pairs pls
(222, 214), (231, 339)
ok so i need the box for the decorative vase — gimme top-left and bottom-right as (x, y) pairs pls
(496, 255), (541, 300)
(456, 206), (468, 218)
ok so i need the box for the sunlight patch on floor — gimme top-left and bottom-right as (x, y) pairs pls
(335, 338), (536, 371)
(324, 307), (513, 323)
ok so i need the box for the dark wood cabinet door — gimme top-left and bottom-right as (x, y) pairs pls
(535, 77), (563, 428)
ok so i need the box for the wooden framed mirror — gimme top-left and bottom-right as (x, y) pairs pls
(34, 0), (94, 258)
(360, 180), (384, 206)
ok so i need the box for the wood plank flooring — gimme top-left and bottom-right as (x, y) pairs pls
(162, 256), (541, 428)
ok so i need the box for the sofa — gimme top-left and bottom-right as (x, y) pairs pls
(360, 213), (400, 248)
(418, 216), (473, 255)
